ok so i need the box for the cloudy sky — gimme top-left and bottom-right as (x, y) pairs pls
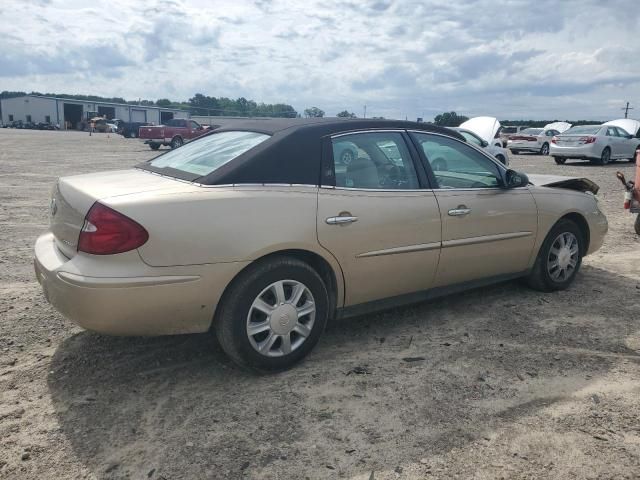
(1, 0), (639, 120)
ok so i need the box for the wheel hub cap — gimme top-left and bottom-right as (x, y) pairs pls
(246, 279), (316, 357)
(270, 304), (297, 335)
(547, 232), (579, 282)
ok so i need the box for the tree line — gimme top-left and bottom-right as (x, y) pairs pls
(0, 92), (608, 124)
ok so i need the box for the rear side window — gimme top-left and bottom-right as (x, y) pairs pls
(148, 131), (270, 177)
(329, 132), (420, 189)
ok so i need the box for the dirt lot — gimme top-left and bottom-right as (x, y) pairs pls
(1, 128), (639, 479)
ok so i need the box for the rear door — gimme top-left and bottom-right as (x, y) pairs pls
(614, 127), (635, 158)
(316, 130), (441, 307)
(410, 132), (537, 287)
(605, 126), (622, 157)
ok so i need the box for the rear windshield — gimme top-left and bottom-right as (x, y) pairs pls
(521, 128), (543, 135)
(148, 131), (269, 177)
(563, 126), (601, 135)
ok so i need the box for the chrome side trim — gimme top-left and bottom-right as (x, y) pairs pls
(320, 185), (434, 193)
(57, 272), (201, 288)
(357, 242), (441, 258)
(331, 129), (406, 139)
(442, 231), (533, 248)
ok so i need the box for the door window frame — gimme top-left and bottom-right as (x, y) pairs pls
(321, 129), (433, 190)
(407, 131), (512, 191)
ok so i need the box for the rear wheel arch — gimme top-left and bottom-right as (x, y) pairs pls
(211, 249), (342, 330)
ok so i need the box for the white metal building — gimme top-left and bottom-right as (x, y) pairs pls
(0, 95), (188, 129)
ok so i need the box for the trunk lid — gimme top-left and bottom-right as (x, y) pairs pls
(527, 174), (599, 194)
(49, 169), (197, 258)
(459, 116), (501, 145)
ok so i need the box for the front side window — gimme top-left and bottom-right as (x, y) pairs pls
(330, 132), (420, 189)
(148, 131), (270, 177)
(190, 121), (200, 130)
(412, 133), (502, 189)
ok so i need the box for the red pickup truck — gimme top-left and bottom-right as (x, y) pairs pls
(139, 119), (210, 150)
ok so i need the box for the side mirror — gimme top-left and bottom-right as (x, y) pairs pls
(504, 169), (529, 189)
(480, 140), (489, 148)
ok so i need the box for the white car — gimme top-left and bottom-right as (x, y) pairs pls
(451, 116), (509, 165)
(550, 121), (640, 165)
(508, 122), (572, 155)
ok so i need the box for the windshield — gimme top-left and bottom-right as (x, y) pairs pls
(563, 126), (601, 135)
(148, 131), (270, 177)
(521, 128), (543, 135)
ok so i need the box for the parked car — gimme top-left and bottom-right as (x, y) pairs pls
(451, 116), (509, 165)
(37, 122), (58, 130)
(333, 140), (359, 165)
(34, 118), (607, 371)
(550, 123), (640, 164)
(507, 122), (571, 155)
(118, 121), (150, 138)
(139, 118), (210, 150)
(499, 126), (529, 147)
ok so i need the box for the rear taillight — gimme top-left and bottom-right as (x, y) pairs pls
(580, 136), (596, 144)
(78, 202), (148, 255)
(551, 136), (558, 144)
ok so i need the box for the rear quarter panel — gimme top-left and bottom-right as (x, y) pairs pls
(103, 184), (342, 269)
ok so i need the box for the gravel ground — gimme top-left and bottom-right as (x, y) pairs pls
(1, 129), (639, 480)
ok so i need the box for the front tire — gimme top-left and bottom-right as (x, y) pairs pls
(527, 219), (583, 292)
(540, 143), (550, 155)
(554, 156), (566, 165)
(214, 257), (329, 372)
(149, 143), (160, 150)
(510, 149), (519, 155)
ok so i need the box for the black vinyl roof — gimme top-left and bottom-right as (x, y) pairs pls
(142, 118), (465, 185)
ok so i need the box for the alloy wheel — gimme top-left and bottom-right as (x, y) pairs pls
(246, 280), (316, 357)
(547, 232), (579, 281)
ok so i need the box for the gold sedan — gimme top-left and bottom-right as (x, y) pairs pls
(34, 119), (607, 371)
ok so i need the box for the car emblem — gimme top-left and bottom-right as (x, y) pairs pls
(50, 198), (58, 217)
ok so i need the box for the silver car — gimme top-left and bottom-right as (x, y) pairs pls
(451, 128), (510, 166)
(550, 124), (640, 165)
(507, 127), (560, 156)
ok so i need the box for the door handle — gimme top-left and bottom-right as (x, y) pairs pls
(326, 215), (358, 225)
(448, 206), (471, 217)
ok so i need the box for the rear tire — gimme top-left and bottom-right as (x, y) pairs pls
(170, 136), (183, 149)
(495, 154), (506, 165)
(540, 143), (550, 155)
(635, 214), (640, 235)
(510, 149), (519, 155)
(598, 147), (611, 165)
(149, 143), (160, 150)
(527, 219), (584, 292)
(554, 156), (566, 165)
(214, 256), (329, 372)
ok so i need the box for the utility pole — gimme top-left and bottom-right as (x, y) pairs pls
(622, 101), (633, 119)
(363, 105), (367, 118)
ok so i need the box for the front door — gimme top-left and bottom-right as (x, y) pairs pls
(317, 131), (441, 307)
(410, 132), (538, 287)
